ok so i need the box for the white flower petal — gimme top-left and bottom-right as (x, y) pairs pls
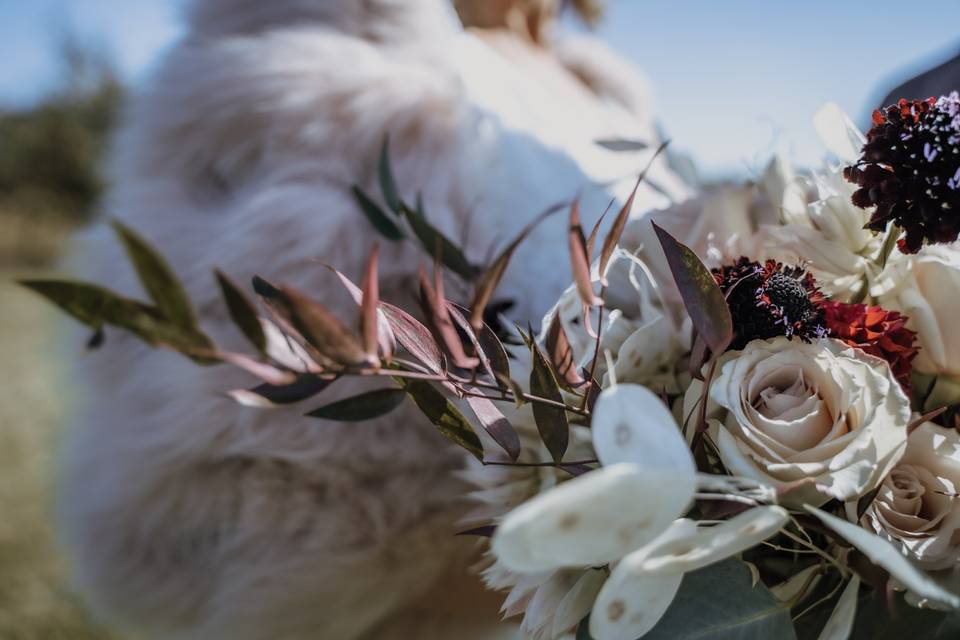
(552, 570), (607, 638)
(491, 464), (695, 573)
(817, 574), (860, 640)
(813, 103), (866, 163)
(636, 506), (789, 575)
(592, 384), (695, 474)
(804, 505), (960, 609)
(589, 563), (683, 640)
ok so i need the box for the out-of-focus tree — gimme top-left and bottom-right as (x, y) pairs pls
(0, 31), (123, 225)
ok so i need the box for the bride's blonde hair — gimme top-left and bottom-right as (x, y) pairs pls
(454, 0), (603, 42)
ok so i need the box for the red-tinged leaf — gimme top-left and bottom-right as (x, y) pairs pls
(380, 302), (444, 374)
(398, 379), (484, 461)
(215, 269), (267, 353)
(448, 302), (495, 381)
(469, 201), (567, 330)
(360, 244), (382, 363)
(466, 396), (521, 461)
(215, 351), (298, 386)
(652, 222), (733, 355)
(586, 197), (616, 263)
(227, 375), (337, 408)
(111, 220), (199, 333)
(318, 262), (396, 360)
(419, 266), (479, 370)
(568, 197), (603, 308)
(907, 406), (948, 436)
(545, 313), (584, 388)
(456, 525), (497, 538)
(581, 370), (601, 413)
(477, 321), (511, 383)
(271, 286), (373, 367)
(529, 341), (570, 462)
(305, 387), (407, 421)
(598, 141), (669, 285)
(352, 185), (404, 241)
(559, 463), (595, 477)
(689, 333), (709, 381)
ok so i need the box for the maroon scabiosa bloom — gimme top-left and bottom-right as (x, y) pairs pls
(843, 93), (960, 253)
(712, 258), (827, 351)
(821, 301), (918, 392)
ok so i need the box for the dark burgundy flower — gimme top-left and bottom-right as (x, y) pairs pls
(821, 301), (918, 392)
(712, 258), (827, 351)
(843, 93), (960, 253)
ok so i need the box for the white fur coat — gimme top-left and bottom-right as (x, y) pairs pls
(61, 1), (690, 638)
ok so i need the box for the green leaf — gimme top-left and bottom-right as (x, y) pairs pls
(215, 269), (267, 353)
(352, 185), (404, 241)
(529, 340), (569, 463)
(305, 388), (407, 421)
(398, 379), (483, 461)
(595, 138), (650, 152)
(19, 279), (213, 355)
(111, 220), (198, 332)
(849, 592), (960, 640)
(401, 199), (479, 281)
(644, 559), (796, 640)
(652, 221), (733, 355)
(379, 137), (402, 214)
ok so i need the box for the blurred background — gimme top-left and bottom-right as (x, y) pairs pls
(0, 0), (956, 637)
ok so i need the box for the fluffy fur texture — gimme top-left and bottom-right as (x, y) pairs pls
(61, 1), (689, 638)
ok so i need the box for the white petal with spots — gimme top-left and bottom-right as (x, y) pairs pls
(592, 384), (695, 474)
(491, 464), (695, 573)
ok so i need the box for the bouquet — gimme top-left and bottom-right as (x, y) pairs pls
(24, 92), (960, 639)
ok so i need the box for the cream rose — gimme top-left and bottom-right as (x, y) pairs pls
(855, 422), (960, 570)
(881, 246), (960, 379)
(703, 337), (911, 506)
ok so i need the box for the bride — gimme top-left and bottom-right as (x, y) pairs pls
(62, 1), (689, 638)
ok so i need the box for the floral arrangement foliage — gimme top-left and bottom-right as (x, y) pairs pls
(22, 95), (960, 640)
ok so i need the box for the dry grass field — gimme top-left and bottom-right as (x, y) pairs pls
(0, 269), (125, 639)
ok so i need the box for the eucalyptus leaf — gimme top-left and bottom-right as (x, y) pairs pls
(401, 200), (479, 281)
(652, 222), (733, 355)
(529, 340), (569, 463)
(399, 379), (483, 461)
(20, 279), (213, 355)
(644, 559), (796, 640)
(596, 138), (650, 152)
(235, 375), (337, 407)
(215, 269), (267, 353)
(267, 286), (371, 367)
(111, 220), (198, 332)
(378, 137), (402, 214)
(352, 185), (404, 241)
(305, 387), (406, 421)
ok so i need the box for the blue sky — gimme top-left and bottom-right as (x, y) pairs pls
(1, 0), (957, 177)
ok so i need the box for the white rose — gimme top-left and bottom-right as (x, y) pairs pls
(855, 422), (960, 570)
(703, 337), (911, 506)
(880, 245), (960, 378)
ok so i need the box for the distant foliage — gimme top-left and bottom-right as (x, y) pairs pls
(0, 34), (123, 225)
